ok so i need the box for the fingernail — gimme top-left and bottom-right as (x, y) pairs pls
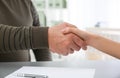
(82, 46), (87, 50)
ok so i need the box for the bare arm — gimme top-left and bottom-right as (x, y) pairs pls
(63, 27), (120, 59)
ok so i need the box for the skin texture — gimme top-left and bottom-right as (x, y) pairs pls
(63, 27), (120, 59)
(48, 22), (87, 56)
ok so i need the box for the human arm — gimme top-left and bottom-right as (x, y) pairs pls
(30, 1), (51, 61)
(63, 27), (120, 59)
(0, 23), (86, 56)
(0, 24), (48, 52)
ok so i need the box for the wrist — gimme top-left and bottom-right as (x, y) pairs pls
(86, 33), (99, 46)
(48, 27), (54, 51)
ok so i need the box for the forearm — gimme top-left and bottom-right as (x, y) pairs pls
(0, 24), (49, 52)
(87, 34), (120, 59)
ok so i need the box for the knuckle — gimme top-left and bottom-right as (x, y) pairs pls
(62, 52), (68, 56)
(74, 46), (79, 51)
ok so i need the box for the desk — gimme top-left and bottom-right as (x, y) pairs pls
(0, 60), (120, 78)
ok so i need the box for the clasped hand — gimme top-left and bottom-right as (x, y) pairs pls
(48, 22), (87, 56)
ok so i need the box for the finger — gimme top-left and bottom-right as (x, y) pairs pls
(82, 46), (87, 50)
(61, 52), (69, 56)
(70, 43), (81, 51)
(59, 47), (70, 56)
(64, 22), (77, 28)
(61, 47), (74, 55)
(62, 27), (85, 39)
(69, 39), (81, 51)
(73, 35), (88, 50)
(62, 27), (76, 34)
(72, 35), (85, 48)
(69, 48), (74, 54)
(63, 27), (88, 50)
(62, 27), (88, 50)
(81, 42), (88, 50)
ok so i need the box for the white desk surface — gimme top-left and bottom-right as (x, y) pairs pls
(0, 60), (120, 78)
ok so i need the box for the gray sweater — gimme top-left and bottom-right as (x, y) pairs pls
(0, 0), (51, 61)
(0, 24), (48, 52)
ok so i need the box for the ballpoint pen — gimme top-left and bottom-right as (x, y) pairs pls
(16, 73), (48, 78)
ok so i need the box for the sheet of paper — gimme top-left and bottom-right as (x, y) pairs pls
(5, 66), (95, 78)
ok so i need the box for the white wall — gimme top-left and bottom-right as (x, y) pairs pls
(61, 0), (120, 60)
(67, 0), (120, 28)
(108, 0), (120, 28)
(67, 0), (96, 28)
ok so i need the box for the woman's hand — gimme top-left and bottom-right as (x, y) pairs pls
(62, 27), (88, 50)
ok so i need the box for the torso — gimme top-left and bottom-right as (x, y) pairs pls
(0, 0), (33, 61)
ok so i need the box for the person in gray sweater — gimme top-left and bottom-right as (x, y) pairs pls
(0, 0), (86, 62)
(0, 23), (86, 61)
(0, 0), (51, 61)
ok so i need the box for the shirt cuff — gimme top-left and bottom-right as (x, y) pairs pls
(32, 27), (49, 49)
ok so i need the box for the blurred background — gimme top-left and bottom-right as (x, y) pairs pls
(31, 0), (120, 61)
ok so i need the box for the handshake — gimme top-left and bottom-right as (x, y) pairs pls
(49, 22), (120, 59)
(49, 22), (87, 56)
(0, 22), (118, 58)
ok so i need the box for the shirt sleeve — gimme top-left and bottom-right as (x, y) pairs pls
(0, 24), (49, 53)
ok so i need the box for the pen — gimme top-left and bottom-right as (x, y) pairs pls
(16, 73), (48, 78)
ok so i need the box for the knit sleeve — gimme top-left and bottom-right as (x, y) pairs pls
(0, 24), (49, 53)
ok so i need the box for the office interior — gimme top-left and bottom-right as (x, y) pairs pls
(31, 0), (120, 61)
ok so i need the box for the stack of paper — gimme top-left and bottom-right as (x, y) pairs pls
(5, 66), (95, 78)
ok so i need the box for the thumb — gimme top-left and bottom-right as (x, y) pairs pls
(62, 27), (73, 34)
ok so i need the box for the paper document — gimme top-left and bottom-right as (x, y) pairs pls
(5, 66), (95, 78)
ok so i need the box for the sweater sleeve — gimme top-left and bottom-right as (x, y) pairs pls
(0, 24), (49, 52)
(30, 1), (51, 61)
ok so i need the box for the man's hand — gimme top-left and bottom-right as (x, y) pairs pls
(48, 22), (87, 56)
